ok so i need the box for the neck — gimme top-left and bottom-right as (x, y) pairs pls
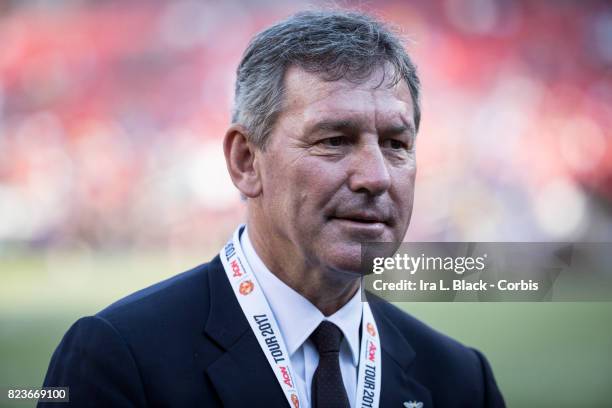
(246, 223), (360, 316)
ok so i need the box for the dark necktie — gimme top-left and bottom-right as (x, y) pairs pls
(310, 321), (350, 408)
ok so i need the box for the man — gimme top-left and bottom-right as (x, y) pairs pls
(41, 10), (505, 407)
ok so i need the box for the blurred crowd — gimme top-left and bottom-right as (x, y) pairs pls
(0, 0), (610, 252)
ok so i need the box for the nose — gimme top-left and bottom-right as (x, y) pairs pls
(347, 142), (391, 196)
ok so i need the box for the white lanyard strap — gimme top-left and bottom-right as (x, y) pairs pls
(220, 226), (381, 408)
(355, 304), (381, 408)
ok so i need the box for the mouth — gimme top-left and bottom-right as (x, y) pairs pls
(331, 211), (389, 224)
(330, 212), (390, 230)
(332, 216), (386, 225)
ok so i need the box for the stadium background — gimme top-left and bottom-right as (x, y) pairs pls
(0, 0), (611, 406)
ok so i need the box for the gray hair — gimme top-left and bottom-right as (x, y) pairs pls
(232, 10), (421, 149)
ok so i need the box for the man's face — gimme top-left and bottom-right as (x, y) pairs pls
(254, 65), (417, 274)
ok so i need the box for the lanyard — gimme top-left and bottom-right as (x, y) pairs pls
(219, 226), (381, 408)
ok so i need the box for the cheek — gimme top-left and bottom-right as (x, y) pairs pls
(295, 159), (345, 199)
(395, 160), (416, 183)
(259, 155), (295, 216)
(392, 166), (417, 209)
(262, 155), (338, 221)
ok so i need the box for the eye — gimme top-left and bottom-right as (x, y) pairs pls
(320, 136), (347, 147)
(382, 139), (409, 150)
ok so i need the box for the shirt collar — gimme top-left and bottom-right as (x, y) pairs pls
(240, 227), (362, 366)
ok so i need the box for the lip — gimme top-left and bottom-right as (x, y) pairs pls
(330, 217), (387, 236)
(331, 212), (389, 224)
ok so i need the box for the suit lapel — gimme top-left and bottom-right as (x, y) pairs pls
(370, 298), (433, 408)
(200, 255), (289, 408)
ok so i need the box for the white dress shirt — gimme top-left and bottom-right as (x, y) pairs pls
(241, 228), (363, 408)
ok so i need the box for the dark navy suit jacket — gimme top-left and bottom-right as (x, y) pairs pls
(41, 255), (505, 407)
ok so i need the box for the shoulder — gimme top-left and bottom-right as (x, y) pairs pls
(370, 298), (505, 406)
(369, 296), (473, 359)
(94, 255), (223, 342)
(41, 257), (226, 405)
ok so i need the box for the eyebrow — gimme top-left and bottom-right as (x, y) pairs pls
(308, 119), (361, 135)
(307, 119), (416, 139)
(380, 123), (416, 139)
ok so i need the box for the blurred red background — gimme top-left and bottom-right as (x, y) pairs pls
(0, 0), (610, 251)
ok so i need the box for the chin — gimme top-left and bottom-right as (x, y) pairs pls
(319, 245), (365, 276)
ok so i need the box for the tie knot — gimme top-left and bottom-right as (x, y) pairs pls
(310, 321), (344, 354)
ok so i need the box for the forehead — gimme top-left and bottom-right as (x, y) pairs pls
(280, 65), (415, 132)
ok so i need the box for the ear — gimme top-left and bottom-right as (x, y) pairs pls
(223, 124), (262, 198)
